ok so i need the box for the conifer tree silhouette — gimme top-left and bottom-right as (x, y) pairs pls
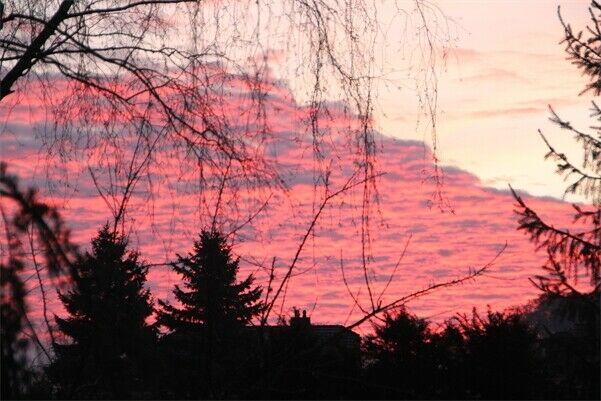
(49, 225), (156, 399)
(158, 230), (263, 331)
(511, 1), (600, 300)
(511, 4), (600, 397)
(157, 230), (263, 397)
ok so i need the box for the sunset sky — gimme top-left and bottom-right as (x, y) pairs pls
(373, 0), (593, 202)
(0, 0), (596, 333)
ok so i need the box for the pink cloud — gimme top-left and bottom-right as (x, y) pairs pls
(1, 74), (583, 338)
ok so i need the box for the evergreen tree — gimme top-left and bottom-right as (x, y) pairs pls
(157, 230), (263, 332)
(48, 225), (156, 399)
(156, 230), (263, 398)
(511, 1), (600, 299)
(511, 4), (600, 397)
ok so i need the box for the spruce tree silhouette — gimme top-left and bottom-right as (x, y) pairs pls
(48, 225), (156, 399)
(157, 230), (264, 398)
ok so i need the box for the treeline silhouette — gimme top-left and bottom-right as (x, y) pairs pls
(4, 225), (597, 400)
(2, 1), (601, 399)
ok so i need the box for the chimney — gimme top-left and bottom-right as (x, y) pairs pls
(290, 307), (310, 329)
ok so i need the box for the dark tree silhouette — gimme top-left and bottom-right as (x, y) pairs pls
(1, 229), (29, 400)
(1, 162), (78, 399)
(158, 230), (263, 331)
(561, 0), (601, 96)
(427, 320), (468, 399)
(511, 1), (600, 298)
(525, 292), (600, 399)
(361, 307), (544, 400)
(456, 309), (543, 400)
(157, 229), (263, 398)
(362, 308), (435, 399)
(510, 5), (600, 398)
(49, 225), (156, 399)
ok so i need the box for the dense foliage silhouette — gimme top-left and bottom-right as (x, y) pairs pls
(363, 309), (434, 398)
(48, 225), (157, 399)
(1, 221), (599, 400)
(362, 308), (545, 399)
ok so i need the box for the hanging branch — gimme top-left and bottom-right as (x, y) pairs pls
(0, 162), (78, 274)
(260, 168), (384, 324)
(345, 243), (506, 331)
